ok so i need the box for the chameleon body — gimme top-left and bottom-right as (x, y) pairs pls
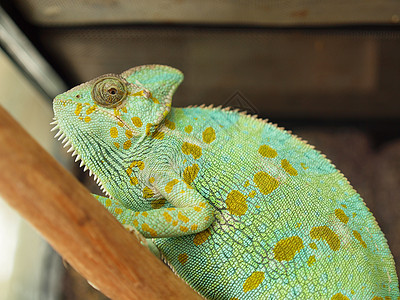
(52, 65), (399, 299)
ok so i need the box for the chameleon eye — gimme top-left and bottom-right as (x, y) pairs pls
(91, 75), (128, 108)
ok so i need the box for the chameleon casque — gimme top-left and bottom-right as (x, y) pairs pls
(52, 65), (399, 299)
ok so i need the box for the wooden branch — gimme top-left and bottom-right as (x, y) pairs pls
(0, 105), (201, 300)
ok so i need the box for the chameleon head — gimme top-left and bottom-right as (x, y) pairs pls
(52, 65), (183, 207)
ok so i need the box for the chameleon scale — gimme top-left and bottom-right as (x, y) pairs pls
(52, 65), (399, 300)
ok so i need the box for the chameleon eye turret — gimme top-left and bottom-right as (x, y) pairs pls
(91, 75), (128, 108)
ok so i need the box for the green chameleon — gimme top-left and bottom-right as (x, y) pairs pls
(52, 65), (399, 299)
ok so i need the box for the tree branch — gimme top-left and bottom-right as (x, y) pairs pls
(0, 105), (200, 300)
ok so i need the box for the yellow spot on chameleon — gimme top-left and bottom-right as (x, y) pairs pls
(273, 236), (304, 262)
(163, 211), (172, 222)
(123, 140), (132, 150)
(172, 220), (178, 226)
(301, 163), (309, 170)
(178, 253), (188, 265)
(334, 208), (349, 224)
(243, 271), (265, 293)
(202, 127), (216, 144)
(129, 160), (145, 170)
(113, 142), (120, 149)
(185, 125), (193, 133)
(191, 224), (198, 231)
(183, 164), (199, 185)
(131, 117), (142, 127)
(331, 293), (350, 300)
(150, 93), (159, 104)
(152, 131), (165, 140)
(244, 180), (250, 187)
(193, 228), (211, 245)
(180, 226), (189, 232)
(151, 199), (166, 209)
(110, 127), (118, 138)
(194, 206), (202, 212)
(253, 171), (279, 195)
(281, 159), (298, 176)
(126, 167), (133, 176)
(141, 223), (157, 237)
(165, 179), (179, 193)
(84, 116), (91, 123)
(178, 211), (190, 223)
(149, 177), (155, 184)
(86, 105), (92, 115)
(226, 190), (248, 216)
(248, 190), (256, 198)
(164, 119), (176, 130)
(121, 106), (127, 113)
(114, 208), (123, 214)
(74, 103), (82, 116)
(307, 255), (316, 266)
(132, 219), (138, 227)
(310, 226), (340, 251)
(142, 211), (148, 217)
(145, 123), (153, 135)
(309, 242), (318, 250)
(143, 187), (154, 198)
(125, 130), (133, 139)
(117, 121), (124, 127)
(131, 90), (145, 97)
(258, 145), (277, 158)
(181, 142), (202, 159)
(114, 108), (120, 116)
(353, 230), (367, 248)
(105, 199), (112, 207)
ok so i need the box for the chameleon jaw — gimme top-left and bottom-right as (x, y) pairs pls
(50, 118), (112, 198)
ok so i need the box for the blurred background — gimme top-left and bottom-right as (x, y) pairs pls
(0, 1), (399, 299)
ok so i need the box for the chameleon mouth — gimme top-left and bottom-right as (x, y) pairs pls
(50, 118), (111, 198)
